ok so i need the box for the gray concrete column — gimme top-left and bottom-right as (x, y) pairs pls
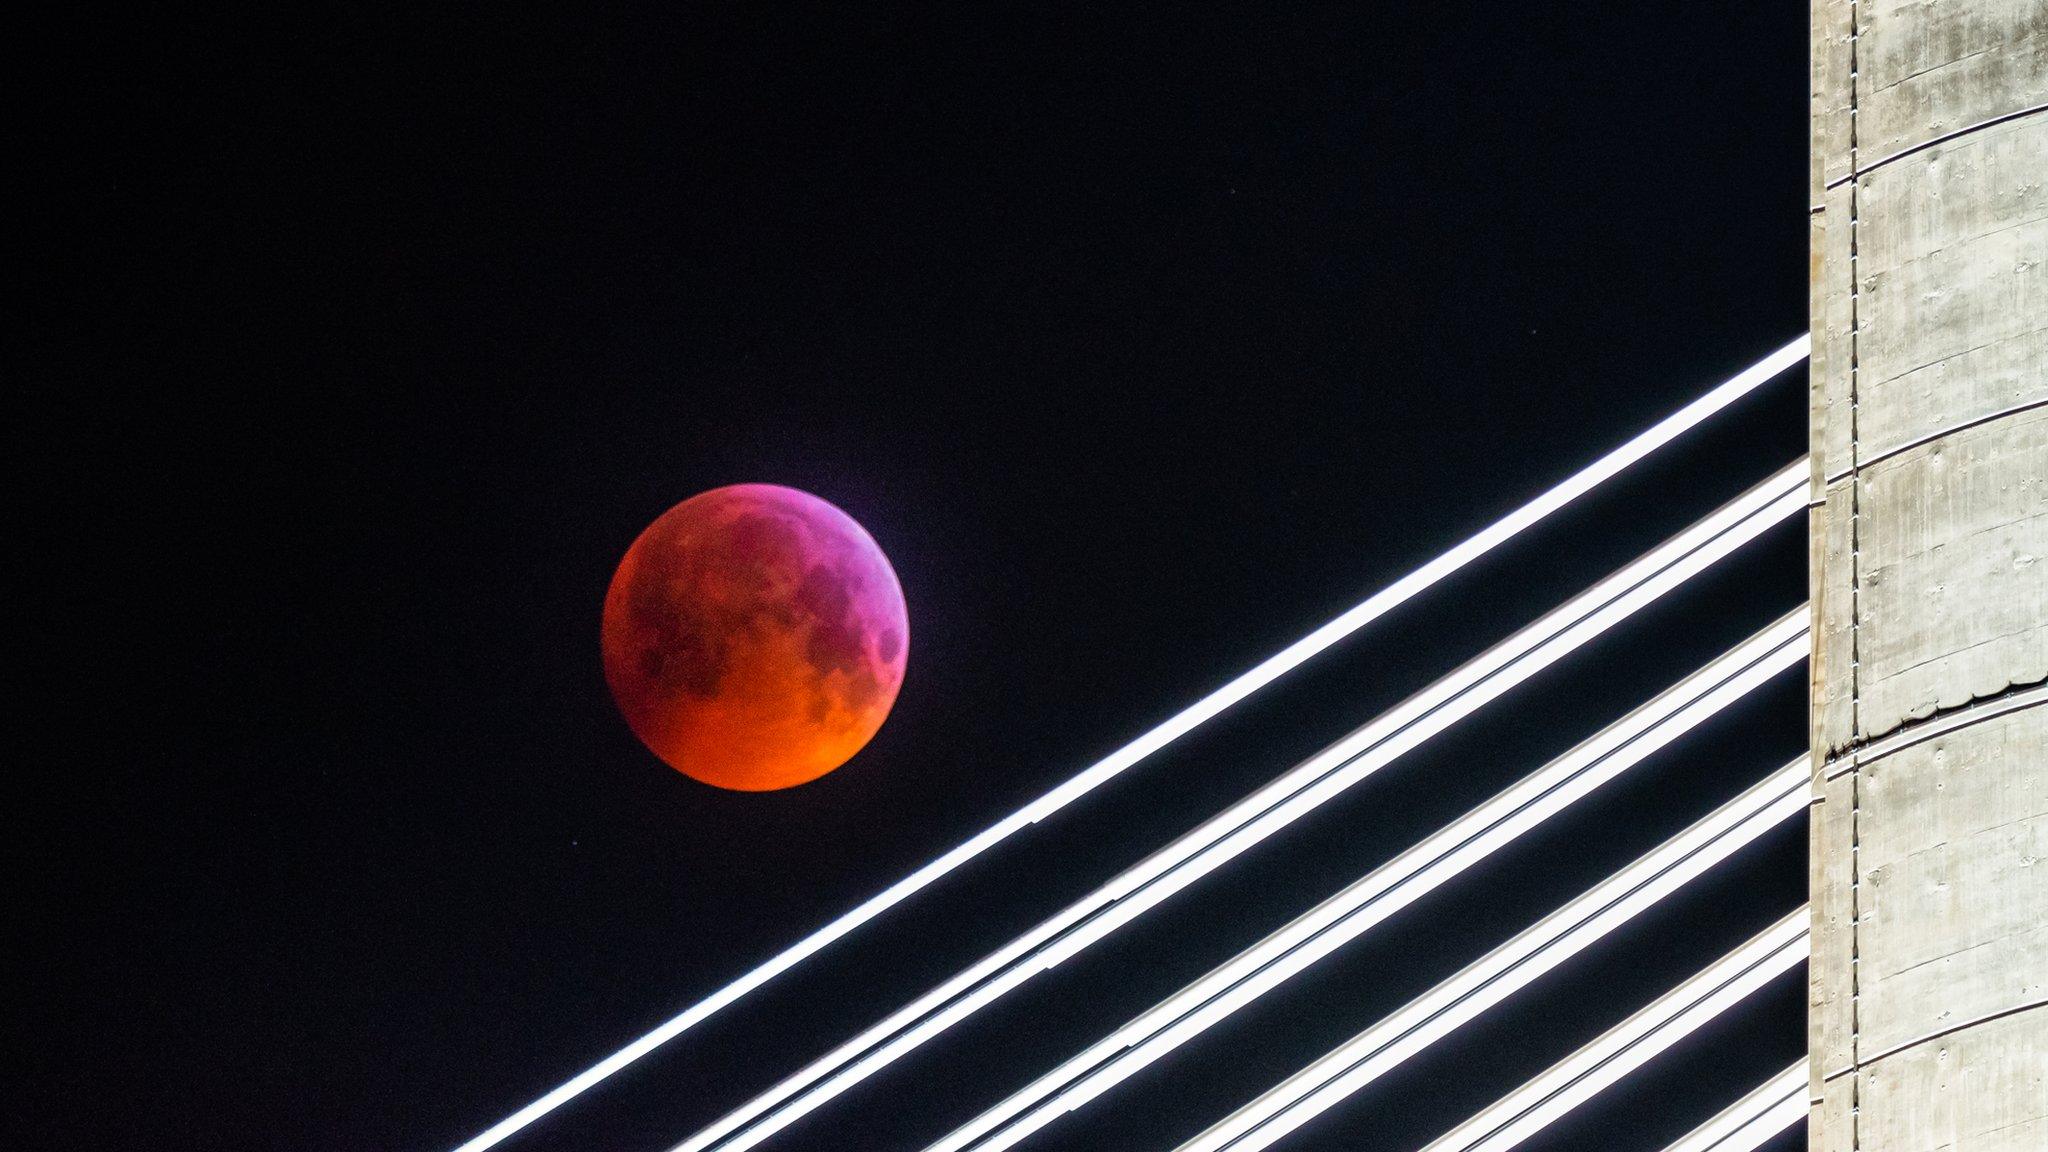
(1809, 1), (2048, 1149)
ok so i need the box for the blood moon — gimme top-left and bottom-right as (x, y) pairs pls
(601, 484), (908, 791)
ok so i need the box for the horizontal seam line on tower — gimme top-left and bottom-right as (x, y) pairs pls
(1820, 997), (2048, 1080)
(1821, 682), (2048, 780)
(1822, 101), (2048, 190)
(1822, 395), (2048, 484)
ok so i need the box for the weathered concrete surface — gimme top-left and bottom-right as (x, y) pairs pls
(1855, 707), (2047, 1057)
(1813, 1007), (2047, 1151)
(1810, 0), (2048, 1148)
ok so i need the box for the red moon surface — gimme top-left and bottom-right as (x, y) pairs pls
(601, 484), (909, 791)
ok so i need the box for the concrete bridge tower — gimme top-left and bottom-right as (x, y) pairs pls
(1809, 1), (2048, 1148)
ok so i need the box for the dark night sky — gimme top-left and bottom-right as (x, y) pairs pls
(29, 5), (1813, 1151)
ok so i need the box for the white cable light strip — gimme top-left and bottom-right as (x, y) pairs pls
(452, 339), (1810, 1152)
(1179, 763), (1809, 1152)
(934, 631), (1806, 1152)
(1659, 1063), (1805, 1152)
(1415, 911), (1810, 1152)
(683, 467), (1809, 1152)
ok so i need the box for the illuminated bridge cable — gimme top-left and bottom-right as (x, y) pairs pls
(1413, 911), (1810, 1152)
(1659, 1063), (1805, 1152)
(930, 629), (1807, 1152)
(1174, 760), (1809, 1152)
(451, 338), (1811, 1152)
(680, 462), (1809, 1152)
